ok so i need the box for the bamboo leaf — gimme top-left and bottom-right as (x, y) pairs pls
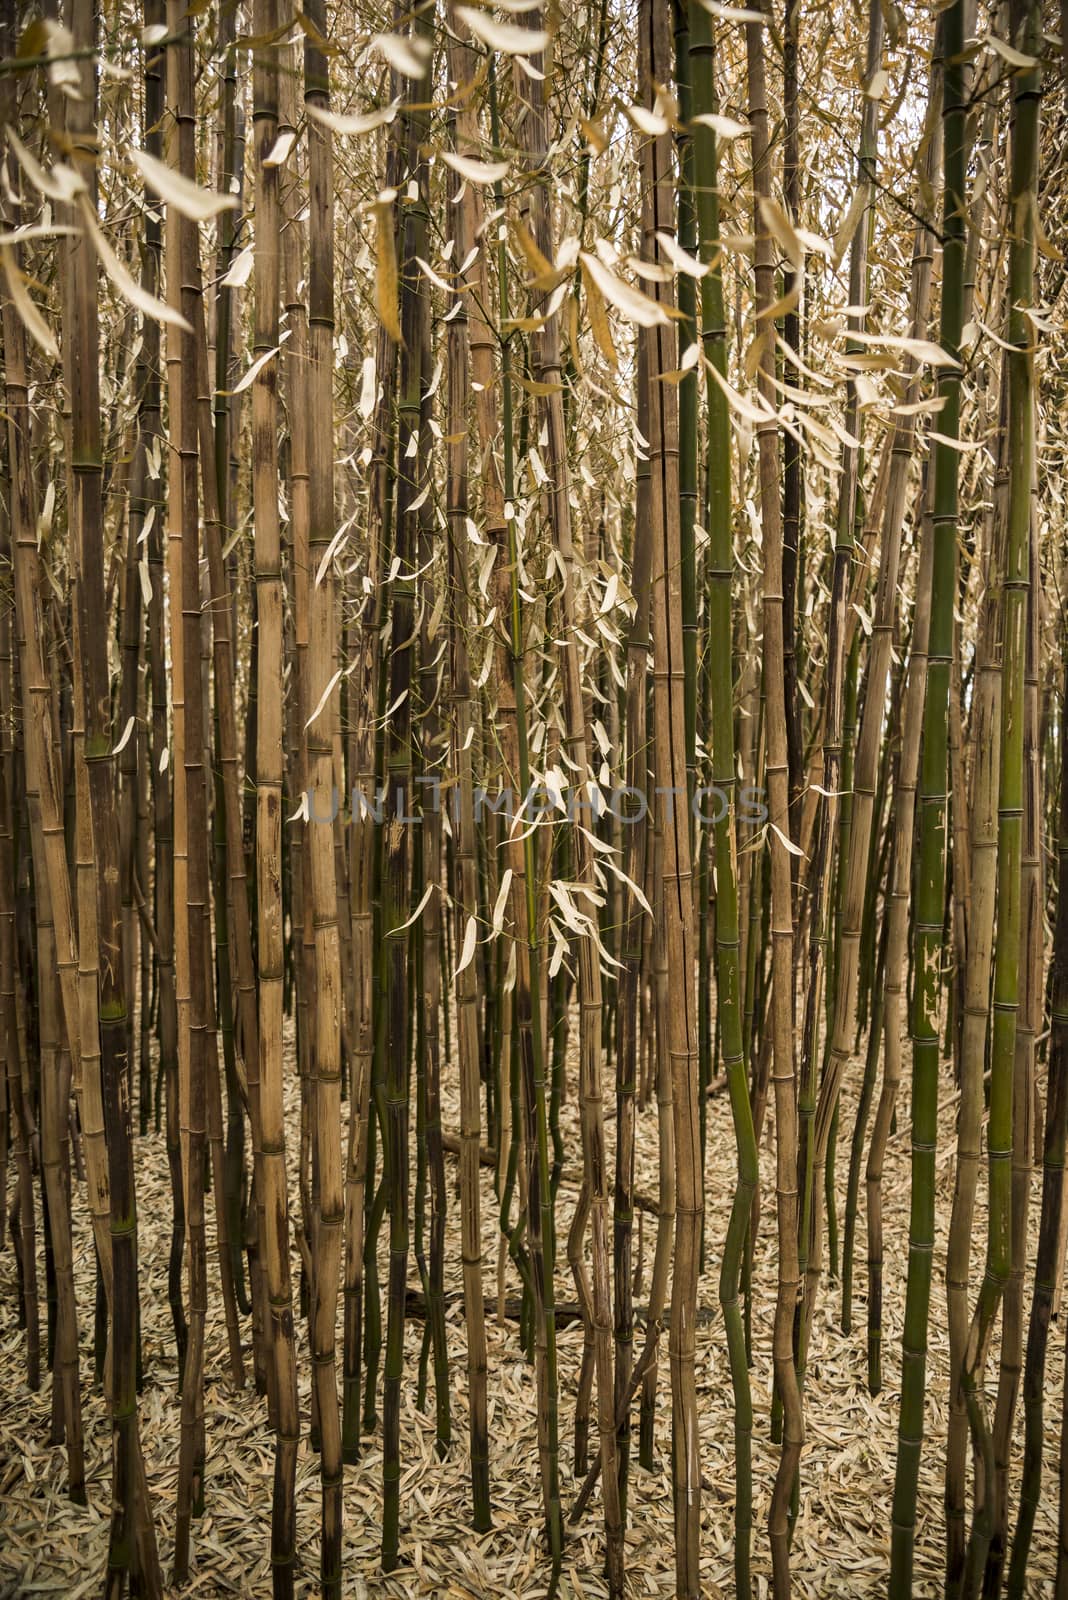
(5, 124), (85, 205)
(580, 258), (618, 367)
(691, 111), (750, 139)
(770, 822), (804, 857)
(223, 344), (281, 396)
(220, 243), (254, 286)
(655, 231), (708, 278)
(306, 100), (399, 136)
(492, 869), (514, 934)
(396, 883), (434, 933)
(131, 146), (239, 219)
(359, 354), (377, 418)
(263, 129), (298, 167)
(455, 916), (478, 977)
(627, 104), (671, 135)
(304, 669), (342, 730)
(985, 31), (1037, 67)
(369, 192), (401, 341)
(454, 6), (549, 53)
(370, 31), (432, 78)
(1, 245), (59, 359)
(579, 251), (669, 328)
(440, 151), (510, 185)
(79, 198), (191, 331)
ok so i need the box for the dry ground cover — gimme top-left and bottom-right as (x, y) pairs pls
(0, 1017), (1061, 1598)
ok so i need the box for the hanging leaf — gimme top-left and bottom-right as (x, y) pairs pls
(396, 882), (434, 933)
(690, 111), (750, 140)
(770, 822), (804, 857)
(655, 231), (708, 278)
(0, 245), (59, 359)
(263, 129), (297, 167)
(696, 0), (766, 20)
(131, 147), (239, 219)
(440, 151), (510, 185)
(454, 6), (549, 53)
(304, 669), (342, 731)
(832, 185), (868, 268)
(359, 354), (376, 419)
(370, 31), (432, 78)
(369, 191), (401, 341)
(985, 32), (1037, 68)
(580, 258), (618, 367)
(491, 869), (514, 934)
(5, 125), (85, 205)
(578, 251), (669, 328)
(222, 344), (280, 396)
(627, 104), (670, 135)
(79, 197), (191, 331)
(455, 916), (478, 978)
(306, 100), (399, 136)
(846, 329), (958, 367)
(220, 243), (254, 287)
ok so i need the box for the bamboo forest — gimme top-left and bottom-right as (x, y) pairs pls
(0, 0), (1066, 1594)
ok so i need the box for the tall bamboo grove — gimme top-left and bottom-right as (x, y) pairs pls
(0, 8), (1064, 1600)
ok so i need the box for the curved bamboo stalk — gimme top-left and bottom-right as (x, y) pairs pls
(690, 3), (755, 1587)
(957, 17), (1039, 1587)
(444, 17), (491, 1526)
(639, 2), (701, 1589)
(512, 5), (620, 1585)
(382, 18), (432, 1566)
(302, 14), (345, 1590)
(251, 1), (301, 1585)
(888, 2), (969, 1585)
(745, 11), (803, 1593)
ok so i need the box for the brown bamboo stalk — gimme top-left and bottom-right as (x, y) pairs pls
(746, 11), (804, 1591)
(0, 581), (37, 1391)
(512, 5), (621, 1585)
(252, 0), (301, 1587)
(638, 2), (702, 1589)
(165, 4), (212, 1569)
(443, 32), (490, 1519)
(303, 13), (344, 1589)
(69, 0), (161, 1584)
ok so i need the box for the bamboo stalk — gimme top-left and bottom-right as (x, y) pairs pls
(251, 2), (301, 1585)
(746, 11), (803, 1593)
(888, 2), (969, 1585)
(303, 14), (344, 1586)
(444, 23), (490, 1521)
(956, 16), (1039, 1589)
(638, 3), (701, 1589)
(690, 4), (755, 1586)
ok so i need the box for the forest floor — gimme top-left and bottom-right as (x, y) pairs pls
(0, 1010), (1061, 1598)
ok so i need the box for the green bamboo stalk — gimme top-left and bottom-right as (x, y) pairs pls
(797, 0), (882, 1357)
(988, 464), (1041, 1596)
(746, 11), (803, 1593)
(1009, 640), (1065, 1592)
(304, 10), (344, 1588)
(945, 383), (1007, 1592)
(690, 2), (754, 1588)
(888, 2), (969, 1584)
(68, 1), (161, 1585)
(957, 16), (1039, 1589)
(382, 16), (432, 1565)
(481, 48), (562, 1570)
(639, 2), (702, 1588)
(250, 0), (301, 1585)
(443, 26), (490, 1518)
